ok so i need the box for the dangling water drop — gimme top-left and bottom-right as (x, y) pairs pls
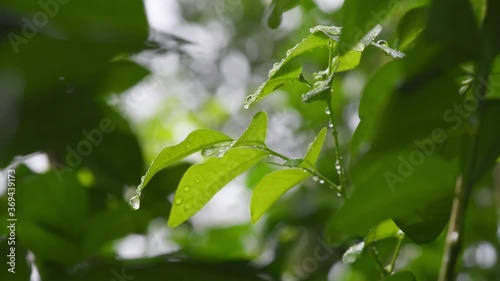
(202, 147), (216, 157)
(319, 179), (325, 184)
(312, 176), (319, 182)
(328, 121), (333, 128)
(129, 195), (141, 210)
(325, 107), (331, 115)
(377, 40), (388, 47)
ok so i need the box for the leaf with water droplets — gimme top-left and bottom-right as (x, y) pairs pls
(139, 129), (233, 191)
(301, 128), (327, 169)
(245, 33), (331, 108)
(168, 147), (268, 227)
(339, 0), (390, 54)
(201, 141), (235, 158)
(251, 168), (310, 223)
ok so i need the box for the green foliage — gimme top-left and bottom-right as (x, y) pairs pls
(250, 128), (327, 222)
(2, 0), (500, 280)
(265, 0), (302, 29)
(138, 130), (233, 190)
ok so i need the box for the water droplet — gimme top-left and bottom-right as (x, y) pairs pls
(59, 76), (65, 80)
(129, 195), (141, 210)
(450, 231), (459, 243)
(377, 40), (388, 47)
(319, 179), (325, 184)
(268, 60), (283, 77)
(313, 80), (325, 90)
(184, 202), (193, 210)
(312, 176), (319, 182)
(336, 192), (342, 197)
(175, 197), (183, 205)
(196, 179), (200, 183)
(328, 121), (333, 128)
(140, 175), (145, 182)
(202, 141), (235, 158)
(335, 160), (341, 175)
(286, 45), (297, 56)
(202, 147), (215, 157)
(183, 186), (191, 192)
(325, 107), (331, 115)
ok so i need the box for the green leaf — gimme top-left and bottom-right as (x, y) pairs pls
(463, 100), (500, 185)
(486, 53), (500, 99)
(396, 7), (429, 51)
(424, 0), (479, 52)
(16, 167), (87, 264)
(244, 32), (330, 107)
(234, 111), (268, 146)
(169, 147), (267, 227)
(482, 0), (500, 56)
(384, 271), (417, 281)
(251, 168), (309, 223)
(345, 58), (463, 244)
(468, 0), (486, 27)
(329, 144), (458, 244)
(333, 50), (363, 72)
(140, 129), (233, 189)
(365, 219), (402, 245)
(93, 60), (150, 97)
(1, 0), (147, 46)
(265, 0), (302, 29)
(250, 128), (326, 223)
(351, 60), (463, 158)
(339, 0), (392, 54)
(302, 127), (328, 168)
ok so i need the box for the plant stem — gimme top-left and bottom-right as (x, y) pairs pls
(438, 176), (465, 281)
(327, 98), (347, 198)
(438, 56), (491, 281)
(368, 244), (388, 278)
(388, 234), (404, 274)
(256, 146), (342, 194)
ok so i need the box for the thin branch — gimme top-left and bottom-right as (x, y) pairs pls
(388, 234), (404, 274)
(256, 146), (342, 193)
(438, 176), (465, 281)
(326, 98), (347, 198)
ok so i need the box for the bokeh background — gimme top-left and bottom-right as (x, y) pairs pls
(0, 0), (499, 280)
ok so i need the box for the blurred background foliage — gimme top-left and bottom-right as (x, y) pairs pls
(0, 0), (499, 280)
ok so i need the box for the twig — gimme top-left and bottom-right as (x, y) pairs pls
(438, 176), (464, 281)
